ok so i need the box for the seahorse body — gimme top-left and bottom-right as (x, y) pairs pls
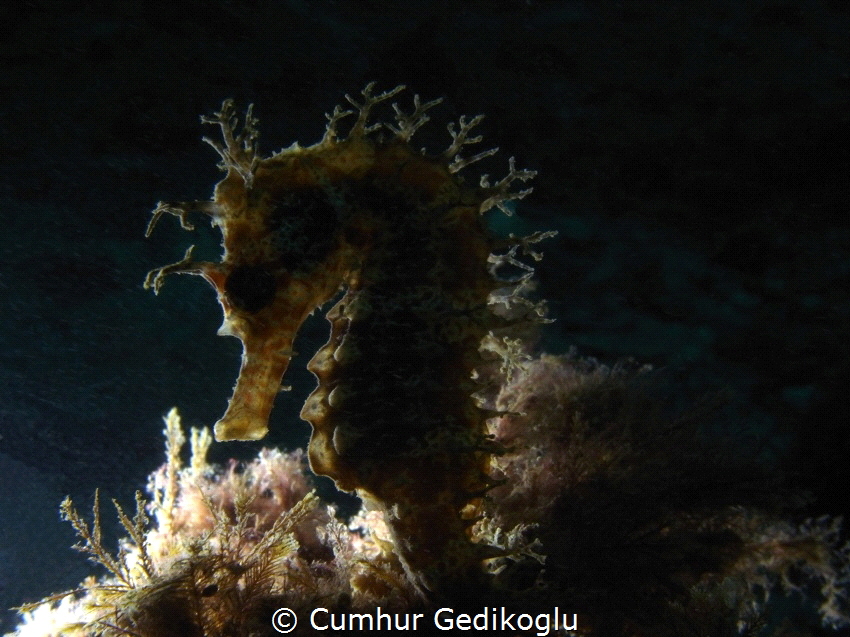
(145, 85), (546, 593)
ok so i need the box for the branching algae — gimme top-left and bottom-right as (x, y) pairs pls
(143, 83), (549, 594)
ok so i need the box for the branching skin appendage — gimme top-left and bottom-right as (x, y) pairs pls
(145, 84), (552, 594)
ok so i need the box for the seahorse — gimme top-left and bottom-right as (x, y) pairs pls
(144, 84), (551, 594)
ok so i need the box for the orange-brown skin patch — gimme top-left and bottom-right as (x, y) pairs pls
(144, 85), (544, 594)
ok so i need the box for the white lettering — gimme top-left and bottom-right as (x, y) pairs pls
(535, 613), (550, 636)
(310, 608), (328, 630)
(349, 613), (372, 631)
(501, 607), (516, 630)
(374, 607), (391, 630)
(314, 605), (573, 632)
(331, 613), (346, 630)
(434, 608), (454, 630)
(473, 610), (489, 630)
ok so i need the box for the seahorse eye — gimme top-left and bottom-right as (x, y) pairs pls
(267, 189), (340, 273)
(224, 264), (276, 313)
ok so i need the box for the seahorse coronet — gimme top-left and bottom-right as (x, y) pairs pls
(145, 84), (552, 593)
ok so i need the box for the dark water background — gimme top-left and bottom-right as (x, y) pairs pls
(1, 1), (848, 633)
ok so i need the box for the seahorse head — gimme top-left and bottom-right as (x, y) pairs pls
(144, 85), (539, 443)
